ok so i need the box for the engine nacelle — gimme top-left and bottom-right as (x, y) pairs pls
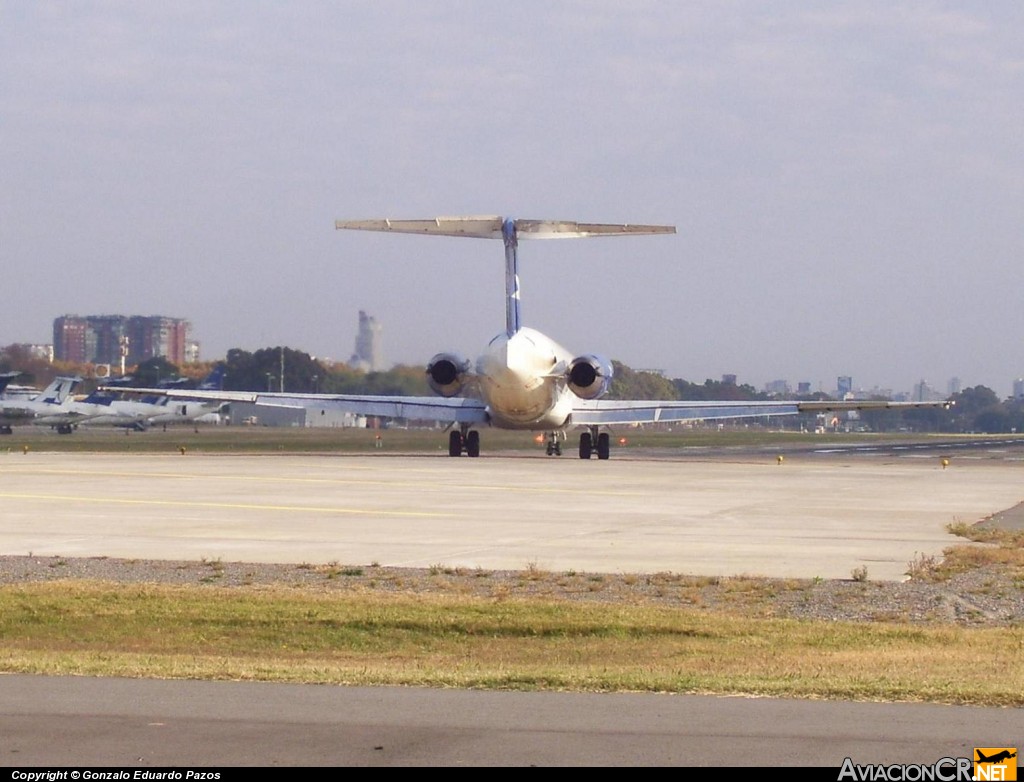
(426, 352), (471, 397)
(567, 354), (613, 400)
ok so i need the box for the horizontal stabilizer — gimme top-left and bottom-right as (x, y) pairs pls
(335, 216), (675, 240)
(513, 220), (676, 239)
(335, 216), (504, 238)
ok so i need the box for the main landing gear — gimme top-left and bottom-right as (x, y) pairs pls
(578, 426), (610, 460)
(448, 425), (480, 457)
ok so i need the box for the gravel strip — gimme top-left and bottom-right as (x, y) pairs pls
(2, 554), (1020, 627)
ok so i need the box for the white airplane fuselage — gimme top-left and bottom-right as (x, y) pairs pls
(475, 327), (575, 430)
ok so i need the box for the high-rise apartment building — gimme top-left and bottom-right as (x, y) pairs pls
(53, 315), (191, 366)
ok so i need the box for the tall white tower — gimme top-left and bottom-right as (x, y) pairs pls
(350, 310), (383, 371)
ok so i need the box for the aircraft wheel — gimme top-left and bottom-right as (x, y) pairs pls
(448, 430), (463, 457)
(466, 430), (480, 457)
(579, 432), (592, 459)
(597, 432), (610, 460)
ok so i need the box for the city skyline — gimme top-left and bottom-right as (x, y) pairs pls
(8, 310), (1016, 401)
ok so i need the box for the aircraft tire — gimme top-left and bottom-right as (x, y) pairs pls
(579, 432), (592, 459)
(466, 430), (480, 457)
(597, 432), (610, 460)
(448, 430), (463, 457)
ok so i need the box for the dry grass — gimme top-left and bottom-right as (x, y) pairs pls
(915, 523), (1024, 581)
(0, 581), (1021, 705)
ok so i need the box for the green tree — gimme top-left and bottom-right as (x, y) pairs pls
(673, 378), (765, 402)
(608, 362), (678, 400)
(224, 347), (326, 393)
(133, 357), (181, 388)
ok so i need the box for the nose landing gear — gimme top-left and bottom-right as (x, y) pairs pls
(543, 431), (563, 456)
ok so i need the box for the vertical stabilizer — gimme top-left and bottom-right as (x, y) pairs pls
(502, 219), (521, 336)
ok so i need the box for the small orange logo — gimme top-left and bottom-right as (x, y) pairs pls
(975, 748), (1017, 781)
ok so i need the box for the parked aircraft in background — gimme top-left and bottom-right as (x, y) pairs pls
(115, 216), (950, 458)
(134, 365), (229, 428)
(0, 376), (83, 434)
(86, 365), (229, 430)
(0, 371), (24, 397)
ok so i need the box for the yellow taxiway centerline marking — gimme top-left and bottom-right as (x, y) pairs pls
(0, 492), (449, 517)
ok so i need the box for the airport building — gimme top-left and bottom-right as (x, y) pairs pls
(227, 402), (366, 428)
(53, 315), (192, 366)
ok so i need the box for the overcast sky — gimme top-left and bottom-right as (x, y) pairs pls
(2, 2), (1022, 396)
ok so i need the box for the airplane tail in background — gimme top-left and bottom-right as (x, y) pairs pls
(199, 364), (227, 390)
(36, 376), (81, 405)
(0, 371), (23, 395)
(335, 216), (676, 339)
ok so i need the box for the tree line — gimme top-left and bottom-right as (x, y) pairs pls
(3, 344), (1022, 433)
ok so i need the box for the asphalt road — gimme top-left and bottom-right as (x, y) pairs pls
(2, 675), (1020, 767)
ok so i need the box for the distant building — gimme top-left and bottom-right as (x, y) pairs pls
(185, 341), (201, 364)
(913, 379), (945, 402)
(1014, 378), (1024, 400)
(721, 374), (737, 386)
(349, 310), (383, 371)
(228, 402), (366, 428)
(837, 376), (853, 398)
(947, 377), (961, 396)
(797, 381), (811, 395)
(10, 343), (54, 362)
(763, 379), (790, 396)
(53, 315), (191, 366)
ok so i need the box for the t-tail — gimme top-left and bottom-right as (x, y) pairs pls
(199, 363), (227, 390)
(37, 376), (81, 405)
(335, 216), (676, 337)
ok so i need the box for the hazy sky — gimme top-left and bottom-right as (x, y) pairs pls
(2, 2), (1022, 396)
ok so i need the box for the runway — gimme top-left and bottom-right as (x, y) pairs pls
(1, 448), (1021, 580)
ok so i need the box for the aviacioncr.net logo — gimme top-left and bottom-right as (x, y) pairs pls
(974, 748), (1017, 781)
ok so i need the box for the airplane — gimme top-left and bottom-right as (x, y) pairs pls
(112, 215), (951, 459)
(0, 375), (84, 434)
(976, 750), (1016, 764)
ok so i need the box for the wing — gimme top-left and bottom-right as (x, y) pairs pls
(570, 399), (950, 426)
(109, 389), (491, 425)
